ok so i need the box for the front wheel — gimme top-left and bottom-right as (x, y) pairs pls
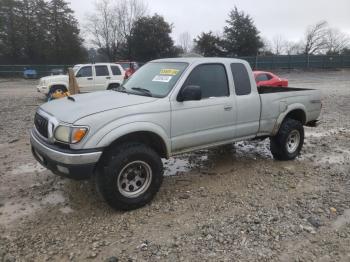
(96, 143), (163, 211)
(270, 118), (304, 160)
(107, 83), (120, 91)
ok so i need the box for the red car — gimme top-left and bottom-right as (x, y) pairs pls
(253, 71), (288, 87)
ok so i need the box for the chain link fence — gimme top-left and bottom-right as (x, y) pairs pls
(1, 55), (350, 78)
(0, 65), (72, 78)
(239, 55), (350, 70)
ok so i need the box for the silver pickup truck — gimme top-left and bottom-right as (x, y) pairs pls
(30, 58), (321, 210)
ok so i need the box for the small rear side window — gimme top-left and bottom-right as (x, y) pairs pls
(230, 63), (251, 96)
(111, 66), (122, 76)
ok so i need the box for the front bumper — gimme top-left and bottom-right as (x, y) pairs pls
(30, 130), (103, 180)
(37, 85), (49, 94)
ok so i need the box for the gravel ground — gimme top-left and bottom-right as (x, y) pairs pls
(0, 70), (349, 262)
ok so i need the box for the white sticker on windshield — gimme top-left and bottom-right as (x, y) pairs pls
(152, 75), (172, 83)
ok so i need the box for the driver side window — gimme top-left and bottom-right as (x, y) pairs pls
(77, 66), (92, 78)
(183, 64), (229, 99)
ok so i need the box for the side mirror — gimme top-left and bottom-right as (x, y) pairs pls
(178, 85), (201, 102)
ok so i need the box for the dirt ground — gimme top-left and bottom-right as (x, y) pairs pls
(0, 69), (349, 262)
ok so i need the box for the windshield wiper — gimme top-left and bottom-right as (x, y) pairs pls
(131, 87), (153, 97)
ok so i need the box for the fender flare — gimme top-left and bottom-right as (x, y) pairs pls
(272, 103), (307, 135)
(94, 122), (171, 158)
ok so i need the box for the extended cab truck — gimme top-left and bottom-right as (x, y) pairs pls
(30, 58), (322, 210)
(37, 63), (125, 96)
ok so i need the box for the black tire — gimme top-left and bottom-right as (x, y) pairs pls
(107, 83), (120, 90)
(270, 118), (304, 160)
(96, 143), (163, 211)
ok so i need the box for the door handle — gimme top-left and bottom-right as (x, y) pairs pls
(106, 77), (111, 79)
(87, 77), (93, 80)
(224, 105), (233, 111)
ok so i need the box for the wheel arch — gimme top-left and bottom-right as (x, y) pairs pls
(285, 109), (306, 124)
(100, 131), (169, 160)
(107, 82), (121, 90)
(49, 83), (68, 93)
(272, 104), (307, 135)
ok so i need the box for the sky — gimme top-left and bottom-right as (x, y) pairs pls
(70, 0), (350, 44)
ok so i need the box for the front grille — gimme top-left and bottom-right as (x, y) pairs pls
(34, 113), (49, 138)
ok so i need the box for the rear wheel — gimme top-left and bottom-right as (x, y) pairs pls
(270, 118), (304, 160)
(96, 143), (163, 211)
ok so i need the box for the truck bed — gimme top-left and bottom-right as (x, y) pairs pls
(257, 86), (322, 136)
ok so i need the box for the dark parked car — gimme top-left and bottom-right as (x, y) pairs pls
(23, 68), (38, 79)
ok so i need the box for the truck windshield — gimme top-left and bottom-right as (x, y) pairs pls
(122, 62), (188, 98)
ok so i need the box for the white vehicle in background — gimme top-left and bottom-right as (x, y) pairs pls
(37, 63), (125, 96)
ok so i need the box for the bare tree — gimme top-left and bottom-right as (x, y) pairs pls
(272, 34), (287, 55)
(285, 41), (303, 55)
(325, 28), (350, 54)
(85, 0), (148, 61)
(303, 21), (329, 55)
(116, 0), (148, 39)
(178, 32), (192, 53)
(260, 37), (273, 55)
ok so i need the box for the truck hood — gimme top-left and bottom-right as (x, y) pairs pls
(40, 91), (158, 123)
(40, 75), (68, 83)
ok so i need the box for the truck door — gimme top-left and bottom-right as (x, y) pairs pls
(75, 66), (94, 92)
(230, 63), (260, 138)
(171, 63), (236, 152)
(94, 65), (111, 91)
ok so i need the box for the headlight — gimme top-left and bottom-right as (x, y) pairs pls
(54, 126), (70, 143)
(54, 126), (88, 144)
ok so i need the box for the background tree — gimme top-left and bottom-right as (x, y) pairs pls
(341, 48), (350, 55)
(284, 41), (302, 55)
(223, 7), (263, 56)
(46, 0), (86, 64)
(128, 14), (179, 61)
(0, 0), (86, 64)
(0, 0), (23, 63)
(85, 0), (147, 61)
(259, 37), (273, 56)
(178, 32), (193, 54)
(193, 32), (225, 57)
(325, 28), (350, 55)
(302, 21), (328, 55)
(84, 0), (119, 61)
(272, 34), (287, 55)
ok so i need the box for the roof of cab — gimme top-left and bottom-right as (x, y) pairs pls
(150, 57), (248, 65)
(74, 63), (119, 67)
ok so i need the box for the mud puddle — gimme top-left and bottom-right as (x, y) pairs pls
(10, 162), (45, 175)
